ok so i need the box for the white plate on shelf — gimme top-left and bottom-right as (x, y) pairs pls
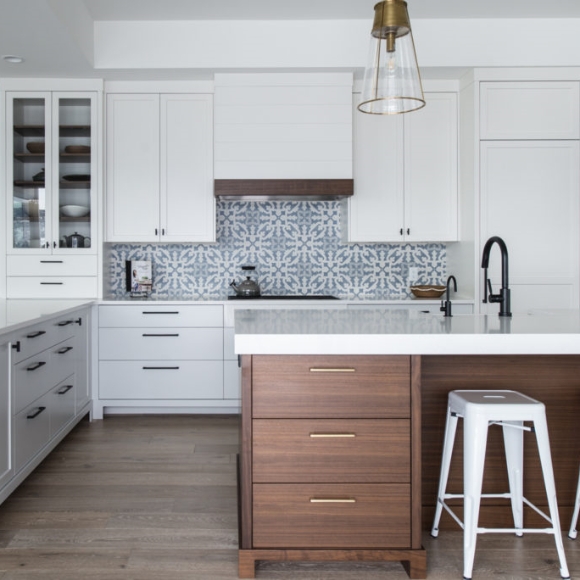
(60, 205), (89, 218)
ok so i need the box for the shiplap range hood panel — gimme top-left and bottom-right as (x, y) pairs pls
(214, 73), (353, 200)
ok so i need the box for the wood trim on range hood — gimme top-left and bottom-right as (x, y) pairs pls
(214, 179), (354, 201)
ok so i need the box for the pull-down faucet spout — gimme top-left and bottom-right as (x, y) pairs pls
(481, 236), (512, 317)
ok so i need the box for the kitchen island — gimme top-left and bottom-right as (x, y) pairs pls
(234, 308), (580, 578)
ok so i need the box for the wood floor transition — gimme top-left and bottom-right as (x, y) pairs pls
(0, 414), (579, 579)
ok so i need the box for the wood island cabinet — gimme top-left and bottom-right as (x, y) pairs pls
(238, 354), (426, 578)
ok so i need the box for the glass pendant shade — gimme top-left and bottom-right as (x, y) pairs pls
(358, 0), (425, 115)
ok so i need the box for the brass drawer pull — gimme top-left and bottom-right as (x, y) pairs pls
(309, 433), (356, 438)
(309, 368), (355, 373)
(310, 498), (356, 503)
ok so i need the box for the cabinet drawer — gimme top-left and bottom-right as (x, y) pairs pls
(14, 337), (76, 414)
(253, 419), (410, 483)
(253, 483), (410, 549)
(99, 361), (224, 400)
(7, 276), (97, 299)
(7, 255), (98, 277)
(50, 376), (76, 438)
(252, 355), (410, 418)
(15, 394), (51, 472)
(99, 327), (223, 360)
(99, 304), (223, 328)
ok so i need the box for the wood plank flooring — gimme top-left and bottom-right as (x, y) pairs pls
(1, 414), (580, 579)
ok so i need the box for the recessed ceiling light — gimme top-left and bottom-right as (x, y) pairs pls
(3, 55), (24, 64)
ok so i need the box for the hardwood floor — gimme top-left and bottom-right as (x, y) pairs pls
(1, 414), (580, 579)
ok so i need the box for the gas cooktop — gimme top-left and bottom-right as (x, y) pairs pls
(227, 295), (339, 300)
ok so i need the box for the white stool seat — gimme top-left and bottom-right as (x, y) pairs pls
(431, 390), (569, 580)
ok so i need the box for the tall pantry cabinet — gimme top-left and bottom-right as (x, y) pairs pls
(3, 81), (102, 299)
(105, 85), (215, 243)
(478, 80), (580, 311)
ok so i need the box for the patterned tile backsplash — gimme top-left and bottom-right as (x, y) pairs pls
(104, 200), (446, 299)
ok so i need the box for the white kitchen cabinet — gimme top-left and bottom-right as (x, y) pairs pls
(0, 341), (13, 491)
(96, 304), (232, 418)
(480, 81), (580, 140)
(5, 91), (99, 297)
(106, 93), (215, 243)
(345, 92), (458, 242)
(480, 140), (580, 311)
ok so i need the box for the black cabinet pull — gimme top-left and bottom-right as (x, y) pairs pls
(75, 317), (82, 326)
(53, 241), (57, 248)
(57, 346), (73, 354)
(142, 311), (179, 315)
(57, 320), (74, 326)
(12, 341), (21, 353)
(27, 407), (46, 419)
(40, 282), (63, 285)
(407, 228), (410, 235)
(26, 330), (46, 339)
(142, 333), (179, 337)
(155, 228), (158, 235)
(27, 361), (46, 371)
(56, 385), (74, 395)
(162, 228), (165, 235)
(400, 228), (403, 235)
(142, 366), (180, 370)
(40, 260), (63, 263)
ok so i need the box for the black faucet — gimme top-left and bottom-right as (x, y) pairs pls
(481, 236), (512, 317)
(440, 275), (457, 317)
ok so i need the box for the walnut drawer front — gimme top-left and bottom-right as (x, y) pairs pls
(252, 355), (410, 418)
(252, 419), (410, 483)
(253, 483), (411, 549)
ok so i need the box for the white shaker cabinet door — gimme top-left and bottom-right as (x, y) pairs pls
(0, 342), (12, 491)
(160, 94), (215, 242)
(348, 106), (404, 242)
(480, 140), (580, 311)
(404, 92), (458, 242)
(106, 94), (160, 242)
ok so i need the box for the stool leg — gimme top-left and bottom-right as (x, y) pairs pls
(431, 407), (459, 537)
(533, 415), (570, 579)
(568, 464), (580, 539)
(502, 420), (524, 536)
(462, 412), (489, 580)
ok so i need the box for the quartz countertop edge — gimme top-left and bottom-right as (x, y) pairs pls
(0, 299), (95, 337)
(234, 308), (580, 356)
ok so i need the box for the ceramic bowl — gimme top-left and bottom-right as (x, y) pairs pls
(26, 142), (45, 154)
(60, 205), (90, 218)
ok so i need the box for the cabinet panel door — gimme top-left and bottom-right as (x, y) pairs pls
(480, 140), (580, 310)
(0, 342), (12, 490)
(480, 81), (580, 140)
(404, 92), (458, 242)
(160, 94), (215, 242)
(348, 101), (403, 242)
(106, 94), (160, 242)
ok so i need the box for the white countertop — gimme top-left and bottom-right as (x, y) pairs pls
(0, 300), (94, 337)
(234, 308), (580, 355)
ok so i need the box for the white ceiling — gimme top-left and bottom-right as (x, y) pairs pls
(2, 0), (580, 81)
(83, 0), (580, 21)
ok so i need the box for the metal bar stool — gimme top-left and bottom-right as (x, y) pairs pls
(568, 467), (580, 538)
(430, 390), (569, 580)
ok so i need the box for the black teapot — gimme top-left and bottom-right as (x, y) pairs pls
(230, 266), (261, 297)
(61, 232), (90, 248)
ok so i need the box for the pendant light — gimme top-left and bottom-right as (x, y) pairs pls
(358, 0), (425, 115)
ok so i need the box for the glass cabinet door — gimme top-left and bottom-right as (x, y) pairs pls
(9, 94), (51, 251)
(54, 94), (95, 251)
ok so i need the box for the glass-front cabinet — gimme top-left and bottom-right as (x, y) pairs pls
(7, 92), (96, 254)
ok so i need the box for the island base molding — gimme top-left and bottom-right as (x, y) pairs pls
(238, 548), (427, 579)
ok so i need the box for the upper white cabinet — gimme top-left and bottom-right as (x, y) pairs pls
(214, 73), (353, 179)
(345, 92), (458, 243)
(106, 92), (215, 243)
(5, 90), (100, 299)
(480, 81), (580, 140)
